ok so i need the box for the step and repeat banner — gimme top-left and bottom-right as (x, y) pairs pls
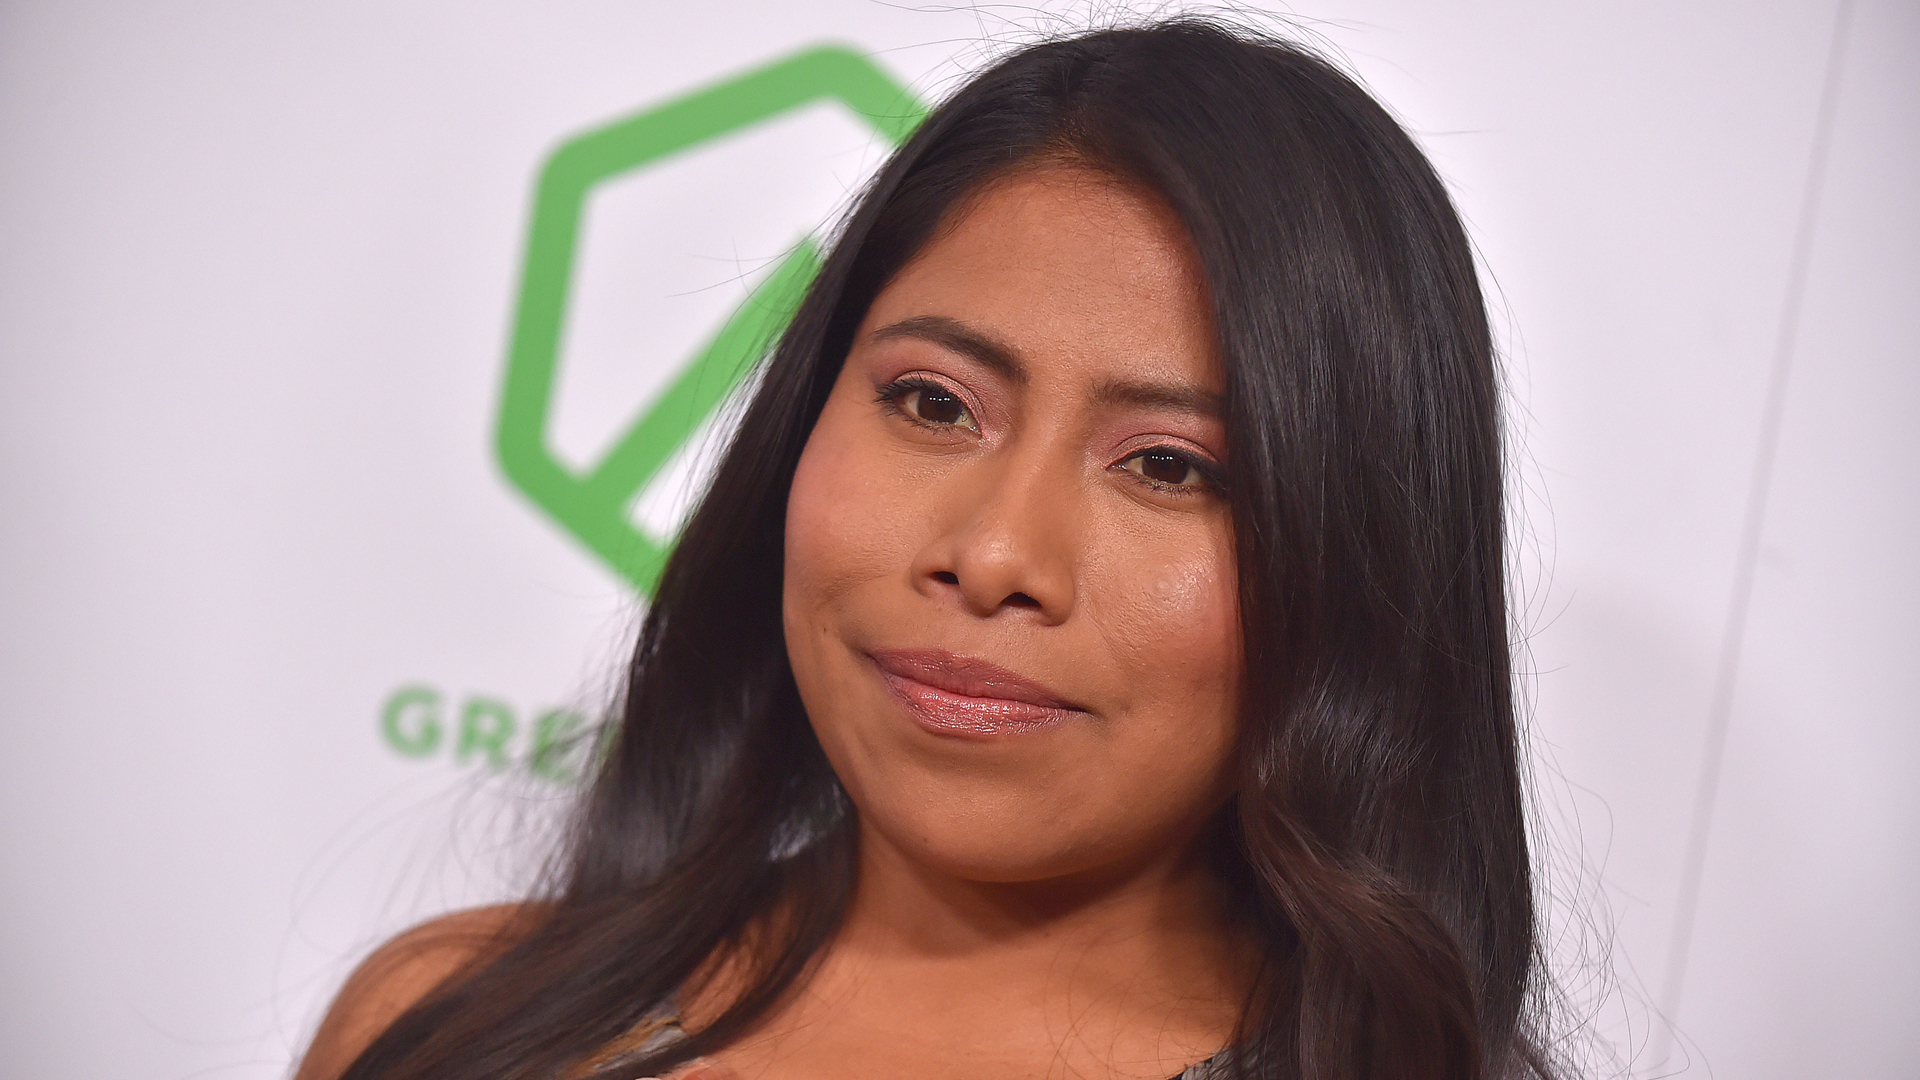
(2, 2), (1914, 1079)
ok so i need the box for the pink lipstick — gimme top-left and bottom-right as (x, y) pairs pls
(868, 648), (1085, 737)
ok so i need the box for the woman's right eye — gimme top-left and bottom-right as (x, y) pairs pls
(880, 379), (978, 432)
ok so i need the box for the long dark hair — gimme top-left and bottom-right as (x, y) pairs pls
(342, 20), (1555, 1080)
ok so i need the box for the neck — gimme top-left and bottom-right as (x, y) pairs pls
(842, 816), (1245, 970)
(680, 818), (1253, 1080)
(816, 819), (1249, 1065)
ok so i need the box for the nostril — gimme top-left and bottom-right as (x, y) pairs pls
(933, 571), (959, 585)
(1006, 591), (1040, 608)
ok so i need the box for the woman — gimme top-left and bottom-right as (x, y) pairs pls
(299, 20), (1557, 1080)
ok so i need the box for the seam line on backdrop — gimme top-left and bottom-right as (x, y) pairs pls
(1654, 0), (1855, 1061)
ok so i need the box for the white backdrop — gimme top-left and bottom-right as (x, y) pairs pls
(2, 2), (1914, 1078)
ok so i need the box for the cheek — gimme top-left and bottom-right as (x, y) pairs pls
(784, 407), (899, 608)
(1090, 519), (1241, 752)
(783, 397), (933, 750)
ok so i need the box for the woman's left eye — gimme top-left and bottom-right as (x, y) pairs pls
(1118, 448), (1217, 491)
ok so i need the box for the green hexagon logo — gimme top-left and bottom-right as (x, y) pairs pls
(495, 46), (925, 597)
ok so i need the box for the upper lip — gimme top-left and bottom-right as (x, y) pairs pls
(868, 648), (1087, 712)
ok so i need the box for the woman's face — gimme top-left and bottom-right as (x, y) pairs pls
(783, 166), (1240, 884)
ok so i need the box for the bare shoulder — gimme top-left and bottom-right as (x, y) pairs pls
(294, 903), (544, 1080)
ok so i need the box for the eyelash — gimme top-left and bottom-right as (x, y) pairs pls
(1116, 448), (1227, 496)
(874, 377), (1226, 496)
(876, 376), (976, 431)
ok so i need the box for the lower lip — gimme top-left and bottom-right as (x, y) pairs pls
(877, 669), (1080, 737)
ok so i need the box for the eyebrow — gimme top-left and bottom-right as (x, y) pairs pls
(868, 315), (1028, 385)
(1090, 378), (1223, 419)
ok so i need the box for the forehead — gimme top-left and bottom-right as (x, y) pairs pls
(860, 166), (1220, 392)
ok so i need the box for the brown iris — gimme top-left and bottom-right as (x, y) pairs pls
(1134, 448), (1194, 486)
(911, 386), (967, 426)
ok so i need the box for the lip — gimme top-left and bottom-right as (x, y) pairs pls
(868, 648), (1087, 738)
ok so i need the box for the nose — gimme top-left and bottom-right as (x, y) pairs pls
(910, 447), (1077, 623)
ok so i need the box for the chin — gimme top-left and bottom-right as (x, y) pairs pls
(880, 820), (1110, 884)
(846, 765), (1156, 885)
